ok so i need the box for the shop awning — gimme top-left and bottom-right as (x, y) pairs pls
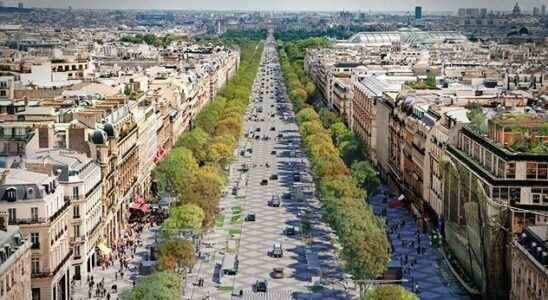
(97, 242), (112, 255)
(129, 198), (150, 213)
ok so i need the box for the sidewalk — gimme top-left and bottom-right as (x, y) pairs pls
(71, 224), (160, 300)
(368, 186), (470, 300)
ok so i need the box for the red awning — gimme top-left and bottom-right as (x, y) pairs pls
(129, 198), (150, 213)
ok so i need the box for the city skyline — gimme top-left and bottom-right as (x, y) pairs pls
(5, 0), (548, 12)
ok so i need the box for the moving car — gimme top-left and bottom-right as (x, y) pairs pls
(260, 179), (268, 186)
(255, 279), (267, 292)
(271, 242), (283, 258)
(270, 174), (278, 180)
(272, 267), (284, 279)
(246, 213), (256, 222)
(293, 173), (301, 182)
(270, 195), (281, 207)
(285, 226), (299, 236)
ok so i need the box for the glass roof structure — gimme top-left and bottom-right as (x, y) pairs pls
(344, 31), (467, 47)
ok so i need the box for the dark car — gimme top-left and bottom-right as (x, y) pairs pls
(270, 127), (276, 131)
(246, 213), (256, 222)
(272, 267), (284, 279)
(260, 179), (268, 186)
(255, 280), (267, 293)
(277, 133), (283, 138)
(270, 195), (281, 207)
(293, 173), (301, 182)
(270, 174), (278, 180)
(271, 150), (277, 155)
(285, 226), (298, 236)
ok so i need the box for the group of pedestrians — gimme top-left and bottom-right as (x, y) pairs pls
(72, 215), (162, 299)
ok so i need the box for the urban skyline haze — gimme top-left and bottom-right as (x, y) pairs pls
(5, 0), (548, 11)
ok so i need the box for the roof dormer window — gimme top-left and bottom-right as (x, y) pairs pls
(5, 188), (16, 202)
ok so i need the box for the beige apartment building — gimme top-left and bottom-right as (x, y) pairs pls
(0, 213), (32, 300)
(0, 168), (72, 300)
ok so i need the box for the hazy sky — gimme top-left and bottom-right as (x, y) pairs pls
(11, 0), (548, 11)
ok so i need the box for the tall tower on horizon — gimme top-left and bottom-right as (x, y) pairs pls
(415, 6), (422, 19)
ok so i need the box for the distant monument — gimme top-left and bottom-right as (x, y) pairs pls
(512, 2), (521, 15)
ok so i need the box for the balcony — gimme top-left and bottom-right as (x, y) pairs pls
(8, 217), (46, 225)
(49, 199), (70, 223)
(31, 249), (73, 279)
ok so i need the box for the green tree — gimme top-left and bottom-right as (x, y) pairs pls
(466, 102), (487, 134)
(161, 204), (204, 236)
(351, 161), (380, 193)
(119, 272), (182, 300)
(330, 122), (351, 146)
(157, 239), (196, 273)
(340, 136), (366, 165)
(181, 165), (224, 227)
(153, 147), (198, 193)
(296, 107), (320, 124)
(319, 108), (341, 128)
(426, 72), (436, 89)
(175, 128), (210, 163)
(363, 285), (418, 300)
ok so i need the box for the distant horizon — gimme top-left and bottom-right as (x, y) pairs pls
(3, 1), (547, 12)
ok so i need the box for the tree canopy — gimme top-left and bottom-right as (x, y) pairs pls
(119, 272), (183, 300)
(363, 285), (419, 300)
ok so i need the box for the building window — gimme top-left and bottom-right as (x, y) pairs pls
(74, 264), (81, 280)
(7, 208), (16, 225)
(538, 163), (548, 180)
(31, 232), (40, 249)
(31, 257), (40, 275)
(506, 162), (516, 179)
(74, 245), (80, 257)
(72, 186), (79, 199)
(527, 162), (537, 179)
(74, 225), (80, 238)
(73, 205), (80, 219)
(32, 288), (40, 300)
(31, 207), (38, 222)
(5, 188), (16, 201)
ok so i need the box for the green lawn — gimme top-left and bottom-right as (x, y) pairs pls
(228, 228), (241, 236)
(215, 214), (225, 227)
(217, 286), (233, 293)
(230, 214), (242, 224)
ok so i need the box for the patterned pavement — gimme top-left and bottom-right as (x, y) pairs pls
(369, 189), (470, 300)
(184, 37), (350, 300)
(71, 226), (160, 299)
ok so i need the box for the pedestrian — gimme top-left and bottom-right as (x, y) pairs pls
(107, 293), (111, 300)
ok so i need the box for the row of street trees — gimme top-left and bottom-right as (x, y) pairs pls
(120, 38), (264, 299)
(277, 37), (411, 298)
